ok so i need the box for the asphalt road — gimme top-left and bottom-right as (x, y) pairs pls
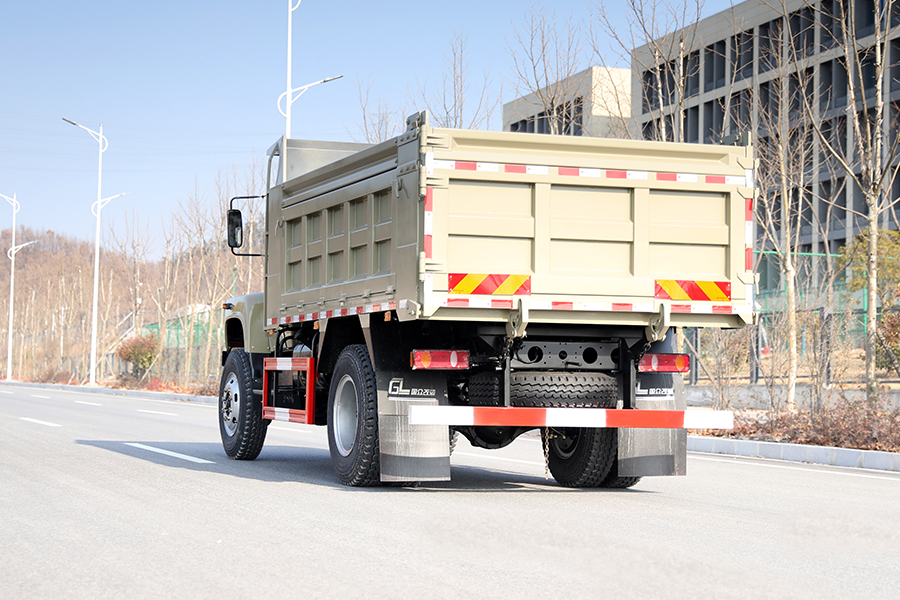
(2, 383), (898, 599)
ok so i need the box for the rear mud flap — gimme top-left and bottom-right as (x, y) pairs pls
(377, 371), (451, 482)
(618, 330), (687, 477)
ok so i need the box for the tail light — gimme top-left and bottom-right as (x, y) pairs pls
(637, 353), (690, 373)
(411, 350), (470, 370)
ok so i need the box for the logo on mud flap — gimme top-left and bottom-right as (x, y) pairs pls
(388, 378), (436, 399)
(636, 382), (675, 398)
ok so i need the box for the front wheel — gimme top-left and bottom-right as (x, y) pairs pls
(543, 427), (616, 487)
(327, 345), (380, 486)
(219, 349), (267, 460)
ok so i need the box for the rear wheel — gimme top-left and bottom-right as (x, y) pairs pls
(544, 426), (617, 487)
(219, 349), (267, 460)
(327, 345), (380, 486)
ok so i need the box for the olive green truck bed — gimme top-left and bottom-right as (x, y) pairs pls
(220, 112), (752, 487)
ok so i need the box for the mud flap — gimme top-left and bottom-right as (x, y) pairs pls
(377, 371), (451, 482)
(618, 331), (687, 477)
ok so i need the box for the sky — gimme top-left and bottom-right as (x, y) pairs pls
(0, 0), (738, 254)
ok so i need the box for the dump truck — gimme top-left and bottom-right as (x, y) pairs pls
(219, 111), (752, 487)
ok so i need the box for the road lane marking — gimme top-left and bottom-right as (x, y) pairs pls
(20, 417), (61, 427)
(0, 390), (13, 394)
(31, 394), (51, 399)
(689, 454), (900, 482)
(75, 400), (102, 406)
(137, 409), (178, 416)
(270, 426), (311, 433)
(454, 451), (542, 466)
(125, 443), (214, 464)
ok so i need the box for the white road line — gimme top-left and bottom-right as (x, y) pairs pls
(454, 451), (542, 466)
(137, 409), (178, 416)
(270, 426), (311, 433)
(75, 400), (102, 406)
(125, 443), (214, 464)
(19, 417), (62, 427)
(0, 390), (13, 394)
(689, 454), (900, 482)
(31, 394), (51, 399)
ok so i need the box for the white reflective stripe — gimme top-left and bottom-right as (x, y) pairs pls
(424, 210), (433, 235)
(627, 171), (648, 180)
(271, 358), (294, 370)
(468, 297), (492, 308)
(746, 283), (755, 308)
(579, 168), (603, 178)
(683, 411), (734, 429)
(579, 302), (609, 311)
(433, 159), (455, 171)
(745, 168), (754, 189)
(691, 305), (713, 314)
(677, 173), (698, 182)
(726, 176), (746, 186)
(476, 162), (500, 172)
(746, 221), (754, 244)
(425, 151), (434, 176)
(529, 301), (553, 310)
(399, 299), (408, 309)
(545, 407), (607, 428)
(631, 303), (654, 312)
(306, 313), (314, 321)
(409, 405), (474, 425)
(272, 407), (292, 421)
(526, 165), (549, 175)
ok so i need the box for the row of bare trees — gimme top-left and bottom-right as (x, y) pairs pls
(0, 161), (265, 389)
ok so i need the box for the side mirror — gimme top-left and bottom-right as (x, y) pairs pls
(227, 209), (243, 248)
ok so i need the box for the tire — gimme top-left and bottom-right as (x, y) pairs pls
(219, 349), (267, 460)
(599, 433), (642, 489)
(327, 345), (380, 486)
(449, 429), (460, 454)
(511, 371), (618, 407)
(468, 371), (617, 408)
(543, 426), (617, 487)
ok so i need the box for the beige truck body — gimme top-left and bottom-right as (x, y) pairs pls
(264, 115), (755, 332)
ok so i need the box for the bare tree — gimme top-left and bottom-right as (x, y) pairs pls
(417, 31), (500, 130)
(350, 76), (407, 144)
(507, 3), (586, 135)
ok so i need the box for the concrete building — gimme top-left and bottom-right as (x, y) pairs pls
(502, 66), (633, 138)
(631, 0), (900, 263)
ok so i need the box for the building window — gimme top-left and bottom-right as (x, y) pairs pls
(509, 98), (584, 136)
(759, 18), (782, 73)
(704, 40), (727, 93)
(685, 51), (700, 98)
(732, 30), (754, 81)
(684, 105), (700, 143)
(704, 98), (725, 143)
(789, 7), (814, 60)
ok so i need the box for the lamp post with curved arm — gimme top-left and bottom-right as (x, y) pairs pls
(278, 0), (342, 138)
(2, 192), (36, 381)
(63, 118), (130, 385)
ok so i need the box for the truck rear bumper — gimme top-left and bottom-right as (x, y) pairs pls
(408, 405), (733, 430)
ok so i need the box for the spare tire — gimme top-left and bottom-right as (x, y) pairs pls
(510, 371), (618, 408)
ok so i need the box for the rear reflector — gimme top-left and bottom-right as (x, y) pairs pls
(637, 353), (690, 373)
(411, 350), (470, 370)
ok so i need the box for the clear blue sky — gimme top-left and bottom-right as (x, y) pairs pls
(0, 0), (736, 251)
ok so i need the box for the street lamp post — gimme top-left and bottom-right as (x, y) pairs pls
(1, 192), (35, 382)
(278, 0), (342, 138)
(63, 118), (130, 385)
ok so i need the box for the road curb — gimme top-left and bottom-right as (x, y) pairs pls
(688, 435), (900, 473)
(0, 380), (217, 405)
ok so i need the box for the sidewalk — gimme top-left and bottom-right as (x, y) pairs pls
(5, 380), (899, 474)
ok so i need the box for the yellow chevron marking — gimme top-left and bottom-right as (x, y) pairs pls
(658, 279), (691, 301)
(494, 274), (530, 295)
(450, 273), (487, 295)
(697, 280), (730, 302)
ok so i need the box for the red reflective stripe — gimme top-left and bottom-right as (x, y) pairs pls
(706, 175), (726, 184)
(656, 172), (677, 181)
(491, 299), (514, 309)
(473, 407), (548, 427)
(746, 197), (753, 221)
(746, 247), (753, 270)
(455, 161), (477, 171)
(424, 235), (432, 258)
(447, 298), (469, 307)
(612, 303), (632, 311)
(606, 410), (684, 428)
(505, 164), (527, 174)
(552, 302), (574, 310)
(558, 167), (580, 176)
(424, 187), (433, 211)
(671, 304), (692, 313)
(606, 170), (627, 179)
(713, 305), (733, 314)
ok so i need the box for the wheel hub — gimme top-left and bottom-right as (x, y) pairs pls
(221, 372), (241, 437)
(333, 374), (358, 457)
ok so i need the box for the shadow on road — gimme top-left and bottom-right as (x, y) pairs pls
(76, 439), (653, 494)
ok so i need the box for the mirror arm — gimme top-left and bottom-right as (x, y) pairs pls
(229, 195), (266, 257)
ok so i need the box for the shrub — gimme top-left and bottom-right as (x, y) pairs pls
(116, 335), (160, 380)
